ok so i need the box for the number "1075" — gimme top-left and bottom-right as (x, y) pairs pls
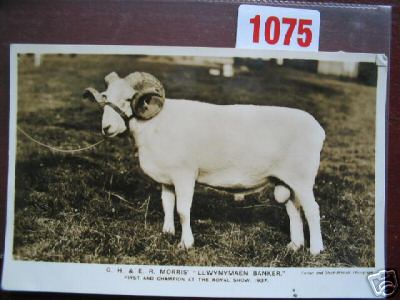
(250, 15), (313, 47)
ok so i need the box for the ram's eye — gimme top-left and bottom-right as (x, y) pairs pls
(101, 94), (108, 101)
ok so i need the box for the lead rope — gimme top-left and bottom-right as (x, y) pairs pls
(17, 126), (105, 154)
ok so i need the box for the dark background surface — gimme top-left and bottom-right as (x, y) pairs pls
(0, 0), (399, 298)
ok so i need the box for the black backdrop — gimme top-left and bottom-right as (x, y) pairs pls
(0, 0), (399, 298)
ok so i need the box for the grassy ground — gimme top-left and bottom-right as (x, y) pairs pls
(13, 54), (376, 267)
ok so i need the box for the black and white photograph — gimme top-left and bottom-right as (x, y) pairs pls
(1, 45), (387, 297)
(11, 48), (380, 266)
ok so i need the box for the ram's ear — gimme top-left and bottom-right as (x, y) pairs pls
(132, 91), (164, 120)
(83, 87), (102, 103)
(104, 72), (120, 86)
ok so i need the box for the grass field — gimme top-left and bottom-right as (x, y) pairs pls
(13, 54), (376, 267)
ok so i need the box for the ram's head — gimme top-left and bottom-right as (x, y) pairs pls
(83, 71), (165, 137)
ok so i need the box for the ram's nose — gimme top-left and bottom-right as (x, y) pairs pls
(102, 125), (111, 136)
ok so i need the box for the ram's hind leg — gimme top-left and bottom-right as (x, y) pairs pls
(294, 187), (323, 255)
(162, 184), (176, 235)
(273, 185), (304, 251)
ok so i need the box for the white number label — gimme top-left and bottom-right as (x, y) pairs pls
(236, 5), (320, 51)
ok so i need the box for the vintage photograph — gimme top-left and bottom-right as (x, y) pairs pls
(12, 51), (377, 268)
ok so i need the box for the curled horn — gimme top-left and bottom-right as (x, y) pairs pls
(82, 87), (104, 105)
(125, 72), (165, 120)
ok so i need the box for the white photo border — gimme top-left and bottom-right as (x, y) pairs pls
(2, 44), (388, 298)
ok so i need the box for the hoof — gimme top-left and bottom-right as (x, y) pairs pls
(287, 241), (303, 251)
(310, 245), (324, 255)
(178, 238), (194, 250)
(162, 223), (175, 235)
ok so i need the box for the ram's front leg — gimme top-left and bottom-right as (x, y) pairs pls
(174, 175), (196, 249)
(162, 184), (175, 235)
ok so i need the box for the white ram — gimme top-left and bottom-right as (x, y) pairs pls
(83, 71), (325, 255)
